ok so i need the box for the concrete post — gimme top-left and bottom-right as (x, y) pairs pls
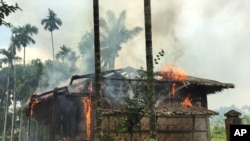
(224, 110), (242, 141)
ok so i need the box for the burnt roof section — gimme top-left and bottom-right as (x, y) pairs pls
(70, 66), (234, 95)
(179, 75), (234, 94)
(184, 75), (234, 89)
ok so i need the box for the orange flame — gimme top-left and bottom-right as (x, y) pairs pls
(181, 95), (192, 107)
(30, 98), (41, 117)
(160, 64), (187, 81)
(171, 83), (176, 96)
(88, 81), (93, 93)
(83, 97), (92, 140)
(161, 64), (187, 96)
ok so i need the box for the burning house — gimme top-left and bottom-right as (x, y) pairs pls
(26, 66), (234, 141)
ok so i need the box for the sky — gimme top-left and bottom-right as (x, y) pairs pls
(0, 0), (250, 110)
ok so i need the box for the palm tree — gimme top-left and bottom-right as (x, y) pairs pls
(56, 45), (79, 76)
(56, 45), (72, 62)
(93, 0), (102, 140)
(0, 49), (22, 69)
(41, 8), (62, 62)
(0, 48), (21, 141)
(9, 35), (21, 55)
(100, 10), (142, 70)
(144, 0), (157, 140)
(11, 24), (38, 67)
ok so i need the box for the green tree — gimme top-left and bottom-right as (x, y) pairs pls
(210, 125), (226, 141)
(0, 58), (44, 141)
(0, 48), (21, 141)
(41, 8), (62, 62)
(11, 24), (38, 67)
(0, 0), (21, 27)
(16, 59), (43, 141)
(0, 49), (21, 68)
(100, 10), (142, 70)
(144, 0), (157, 139)
(122, 77), (146, 141)
(243, 115), (250, 124)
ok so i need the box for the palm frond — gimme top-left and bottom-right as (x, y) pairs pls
(41, 8), (62, 32)
(117, 10), (126, 27)
(107, 10), (116, 27)
(100, 18), (109, 33)
(0, 49), (22, 65)
(55, 18), (62, 26)
(120, 27), (143, 44)
(10, 35), (21, 54)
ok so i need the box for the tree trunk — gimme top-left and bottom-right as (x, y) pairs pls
(144, 0), (157, 140)
(93, 0), (103, 140)
(2, 65), (11, 141)
(51, 31), (55, 62)
(23, 47), (26, 67)
(18, 110), (23, 141)
(10, 63), (17, 141)
(51, 31), (55, 82)
(49, 93), (57, 141)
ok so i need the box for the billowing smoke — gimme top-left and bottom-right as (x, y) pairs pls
(2, 1), (250, 140)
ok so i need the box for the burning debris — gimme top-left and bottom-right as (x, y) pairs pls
(26, 66), (234, 141)
(83, 96), (92, 140)
(160, 63), (187, 81)
(180, 95), (192, 108)
(160, 64), (187, 99)
(29, 98), (41, 117)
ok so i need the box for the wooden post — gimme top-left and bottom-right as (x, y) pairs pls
(224, 110), (242, 141)
(206, 116), (211, 141)
(49, 90), (57, 141)
(192, 116), (195, 141)
(93, 0), (103, 140)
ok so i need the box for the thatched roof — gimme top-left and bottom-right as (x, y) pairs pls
(70, 66), (234, 95)
(185, 75), (234, 87)
(183, 75), (234, 93)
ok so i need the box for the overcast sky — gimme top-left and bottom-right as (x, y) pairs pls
(1, 0), (249, 110)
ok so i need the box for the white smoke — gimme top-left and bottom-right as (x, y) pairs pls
(1, 0), (250, 110)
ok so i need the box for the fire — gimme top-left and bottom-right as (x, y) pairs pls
(88, 81), (93, 93)
(171, 83), (176, 96)
(181, 95), (192, 107)
(30, 98), (41, 117)
(160, 64), (187, 81)
(83, 97), (92, 140)
(160, 64), (187, 95)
